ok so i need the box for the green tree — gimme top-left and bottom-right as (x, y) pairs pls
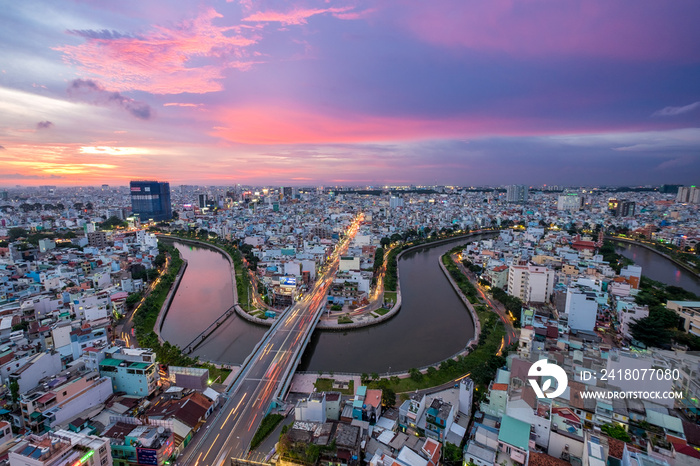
(381, 388), (396, 409)
(601, 423), (631, 442)
(12, 321), (29, 332)
(154, 252), (166, 268)
(8, 227), (28, 240)
(125, 292), (142, 308)
(443, 442), (463, 466)
(630, 306), (680, 348)
(408, 368), (423, 382)
(9, 378), (19, 403)
(101, 216), (127, 230)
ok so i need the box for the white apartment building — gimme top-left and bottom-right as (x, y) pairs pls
(557, 193), (583, 211)
(507, 265), (555, 303)
(565, 287), (598, 332)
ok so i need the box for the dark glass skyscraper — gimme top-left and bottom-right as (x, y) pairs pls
(130, 180), (172, 221)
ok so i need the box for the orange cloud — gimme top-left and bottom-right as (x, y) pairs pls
(58, 8), (259, 94)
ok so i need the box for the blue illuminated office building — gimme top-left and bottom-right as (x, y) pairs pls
(130, 180), (172, 221)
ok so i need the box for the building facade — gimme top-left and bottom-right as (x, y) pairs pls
(130, 181), (172, 222)
(506, 185), (528, 204)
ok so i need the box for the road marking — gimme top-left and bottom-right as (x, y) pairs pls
(204, 433), (221, 460)
(223, 393), (248, 426)
(248, 414), (258, 431)
(195, 452), (203, 465)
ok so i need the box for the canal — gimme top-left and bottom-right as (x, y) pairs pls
(159, 242), (266, 364)
(614, 241), (700, 296)
(162, 239), (477, 372)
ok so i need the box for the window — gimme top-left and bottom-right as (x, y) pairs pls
(62, 391), (67, 397)
(101, 457), (108, 465)
(99, 446), (106, 454)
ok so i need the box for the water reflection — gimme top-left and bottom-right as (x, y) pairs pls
(614, 242), (700, 295)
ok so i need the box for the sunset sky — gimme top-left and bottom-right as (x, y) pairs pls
(2, 0), (699, 186)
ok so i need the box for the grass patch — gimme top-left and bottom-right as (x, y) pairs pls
(251, 413), (284, 450)
(376, 308), (390, 316)
(338, 314), (353, 324)
(208, 366), (232, 384)
(383, 291), (397, 304)
(314, 378), (355, 395)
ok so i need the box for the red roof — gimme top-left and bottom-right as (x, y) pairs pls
(571, 240), (597, 251)
(36, 392), (56, 404)
(491, 383), (508, 391)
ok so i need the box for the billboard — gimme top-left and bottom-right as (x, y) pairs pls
(136, 448), (158, 465)
(280, 277), (296, 287)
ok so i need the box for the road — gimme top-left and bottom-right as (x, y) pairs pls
(451, 254), (517, 347)
(115, 256), (170, 348)
(180, 214), (363, 466)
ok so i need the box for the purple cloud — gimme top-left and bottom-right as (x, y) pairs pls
(653, 101), (700, 117)
(67, 29), (140, 40)
(36, 121), (54, 130)
(67, 79), (153, 120)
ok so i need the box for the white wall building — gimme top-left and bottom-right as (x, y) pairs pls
(295, 393), (327, 423)
(557, 193), (583, 211)
(339, 256), (360, 271)
(565, 287), (598, 332)
(507, 265), (555, 303)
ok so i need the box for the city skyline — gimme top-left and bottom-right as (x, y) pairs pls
(2, 0), (700, 186)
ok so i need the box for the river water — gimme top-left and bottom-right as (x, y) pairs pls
(162, 239), (477, 372)
(614, 242), (700, 296)
(159, 242), (266, 364)
(299, 240), (476, 373)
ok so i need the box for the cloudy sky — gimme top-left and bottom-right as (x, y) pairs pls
(1, 0), (699, 186)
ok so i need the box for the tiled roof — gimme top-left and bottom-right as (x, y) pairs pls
(528, 452), (571, 466)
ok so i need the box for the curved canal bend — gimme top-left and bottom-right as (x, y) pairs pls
(614, 241), (700, 296)
(161, 239), (478, 373)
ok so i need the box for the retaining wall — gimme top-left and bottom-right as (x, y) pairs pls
(154, 259), (188, 345)
(609, 236), (700, 279)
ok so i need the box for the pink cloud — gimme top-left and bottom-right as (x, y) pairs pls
(164, 103), (203, 107)
(395, 0), (700, 61)
(58, 8), (259, 94)
(208, 103), (592, 145)
(243, 6), (353, 25)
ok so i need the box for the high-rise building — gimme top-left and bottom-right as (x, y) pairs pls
(389, 196), (404, 209)
(198, 193), (208, 209)
(506, 185), (528, 204)
(130, 180), (172, 221)
(677, 186), (700, 204)
(608, 199), (635, 217)
(87, 231), (107, 248)
(557, 193), (583, 211)
(660, 184), (681, 194)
